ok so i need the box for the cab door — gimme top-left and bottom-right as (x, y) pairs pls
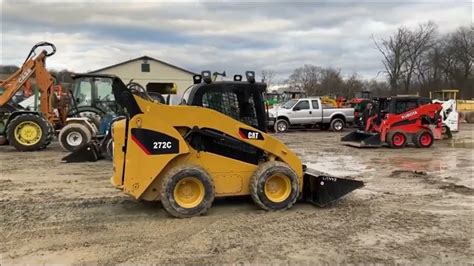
(311, 99), (323, 123)
(291, 100), (312, 124)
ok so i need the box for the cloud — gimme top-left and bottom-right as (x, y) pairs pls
(1, 0), (471, 81)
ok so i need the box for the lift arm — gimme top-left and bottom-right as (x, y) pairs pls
(0, 42), (57, 123)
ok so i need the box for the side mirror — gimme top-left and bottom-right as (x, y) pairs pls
(293, 106), (300, 111)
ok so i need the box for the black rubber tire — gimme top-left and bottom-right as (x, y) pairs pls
(413, 130), (434, 148)
(58, 123), (92, 152)
(442, 126), (452, 139)
(330, 118), (345, 132)
(6, 114), (50, 151)
(160, 165), (215, 218)
(250, 161), (299, 211)
(104, 138), (113, 161)
(41, 121), (55, 149)
(387, 131), (407, 148)
(274, 119), (289, 133)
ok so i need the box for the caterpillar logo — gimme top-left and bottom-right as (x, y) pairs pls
(401, 111), (417, 120)
(239, 128), (264, 140)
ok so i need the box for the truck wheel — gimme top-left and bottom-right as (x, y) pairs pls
(387, 131), (407, 148)
(160, 165), (215, 218)
(413, 130), (434, 148)
(250, 161), (299, 211)
(274, 119), (289, 133)
(330, 118), (345, 132)
(59, 123), (92, 152)
(6, 114), (51, 151)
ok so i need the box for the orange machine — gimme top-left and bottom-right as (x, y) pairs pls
(0, 42), (68, 150)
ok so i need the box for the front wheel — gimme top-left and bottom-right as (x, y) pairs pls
(387, 131), (407, 148)
(250, 161), (299, 211)
(274, 119), (290, 133)
(59, 123), (92, 152)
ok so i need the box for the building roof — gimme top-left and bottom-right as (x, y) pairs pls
(89, 56), (196, 76)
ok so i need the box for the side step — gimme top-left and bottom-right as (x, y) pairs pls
(302, 172), (364, 207)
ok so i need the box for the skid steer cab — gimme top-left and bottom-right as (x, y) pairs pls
(107, 71), (363, 218)
(342, 96), (443, 148)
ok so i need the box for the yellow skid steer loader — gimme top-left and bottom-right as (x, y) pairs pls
(102, 72), (363, 218)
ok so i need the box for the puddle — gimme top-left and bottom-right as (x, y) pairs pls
(447, 140), (474, 149)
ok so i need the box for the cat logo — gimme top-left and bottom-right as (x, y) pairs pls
(239, 128), (264, 140)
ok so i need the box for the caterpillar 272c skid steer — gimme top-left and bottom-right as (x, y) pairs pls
(96, 71), (363, 218)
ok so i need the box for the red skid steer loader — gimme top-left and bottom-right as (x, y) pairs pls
(342, 96), (443, 148)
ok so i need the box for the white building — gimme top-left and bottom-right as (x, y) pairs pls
(90, 56), (196, 104)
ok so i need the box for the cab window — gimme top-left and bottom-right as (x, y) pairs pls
(294, 100), (310, 110)
(74, 79), (92, 106)
(311, 100), (319, 109)
(95, 78), (114, 101)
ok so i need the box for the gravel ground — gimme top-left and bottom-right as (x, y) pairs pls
(1, 124), (473, 264)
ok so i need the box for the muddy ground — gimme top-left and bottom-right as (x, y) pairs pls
(1, 124), (473, 264)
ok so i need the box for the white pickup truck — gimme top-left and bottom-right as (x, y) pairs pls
(268, 97), (355, 132)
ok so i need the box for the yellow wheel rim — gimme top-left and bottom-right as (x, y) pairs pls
(173, 177), (205, 208)
(14, 121), (42, 146)
(264, 174), (291, 203)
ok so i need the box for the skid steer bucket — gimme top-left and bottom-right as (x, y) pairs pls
(341, 130), (382, 148)
(61, 142), (103, 163)
(303, 172), (364, 206)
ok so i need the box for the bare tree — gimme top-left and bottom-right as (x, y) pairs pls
(402, 22), (437, 93)
(288, 64), (321, 95)
(344, 73), (365, 97)
(373, 28), (411, 93)
(319, 67), (344, 95)
(261, 69), (276, 88)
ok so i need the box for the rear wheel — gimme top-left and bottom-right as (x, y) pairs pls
(387, 131), (407, 148)
(330, 118), (345, 132)
(6, 114), (51, 151)
(274, 119), (289, 133)
(160, 165), (215, 218)
(250, 161), (299, 211)
(414, 130), (434, 148)
(59, 123), (92, 152)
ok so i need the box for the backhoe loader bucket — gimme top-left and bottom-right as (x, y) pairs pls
(303, 172), (364, 206)
(61, 142), (102, 163)
(341, 130), (382, 148)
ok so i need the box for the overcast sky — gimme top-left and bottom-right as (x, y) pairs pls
(0, 0), (472, 81)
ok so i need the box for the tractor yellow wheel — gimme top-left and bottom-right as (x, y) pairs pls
(14, 121), (42, 146)
(173, 177), (205, 208)
(160, 165), (215, 218)
(6, 114), (50, 151)
(264, 174), (292, 203)
(250, 161), (299, 211)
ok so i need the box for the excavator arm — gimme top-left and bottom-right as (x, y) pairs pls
(0, 42), (57, 123)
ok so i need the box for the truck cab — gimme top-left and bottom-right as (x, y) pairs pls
(268, 97), (354, 133)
